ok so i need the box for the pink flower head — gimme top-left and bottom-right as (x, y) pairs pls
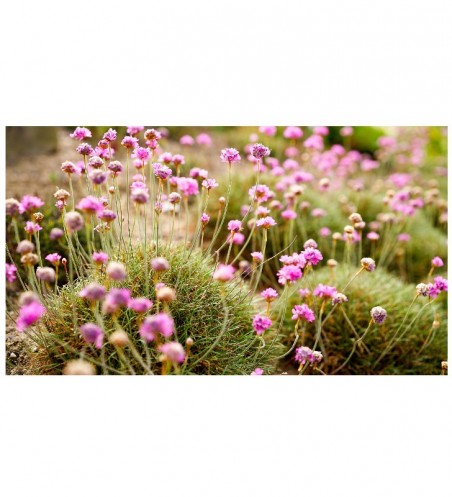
(291, 304), (315, 322)
(283, 126), (303, 140)
(70, 127), (92, 140)
(21, 195), (44, 213)
(98, 209), (117, 223)
(213, 264), (235, 282)
(79, 283), (107, 302)
(259, 126), (277, 136)
(340, 126), (353, 137)
(92, 251), (108, 265)
(397, 233), (411, 242)
(277, 265), (302, 285)
(16, 301), (46, 332)
(227, 232), (245, 245)
(302, 247), (323, 266)
(228, 220), (242, 233)
(128, 297), (153, 313)
(172, 154), (185, 166)
(201, 213), (210, 225)
(76, 143), (94, 156)
(159, 342), (186, 364)
(6, 263), (17, 282)
(134, 146), (151, 162)
(220, 148), (241, 165)
(295, 346), (323, 365)
(61, 161), (79, 175)
(281, 209), (297, 220)
(298, 288), (311, 299)
(77, 196), (104, 215)
(159, 152), (173, 164)
(313, 126), (329, 136)
(252, 314), (272, 335)
(250, 143), (271, 160)
(251, 251), (264, 263)
(153, 163), (173, 180)
(431, 257), (444, 268)
(256, 216), (277, 229)
(189, 167), (209, 179)
(24, 221), (42, 234)
(140, 313), (175, 342)
(311, 208), (326, 218)
(202, 178), (219, 190)
(108, 160), (124, 175)
(179, 135), (195, 146)
(177, 177), (199, 197)
(319, 227), (331, 238)
(106, 261), (127, 281)
(45, 253), (61, 266)
(50, 228), (64, 240)
(367, 231), (380, 241)
(126, 126), (143, 136)
(103, 128), (117, 142)
(313, 284), (337, 299)
(121, 135), (139, 149)
(431, 276), (448, 297)
(304, 134), (324, 151)
(251, 368), (264, 375)
(249, 184), (272, 203)
(196, 133), (212, 146)
(261, 288), (278, 302)
(80, 323), (104, 349)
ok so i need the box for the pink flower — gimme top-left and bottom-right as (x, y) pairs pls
(340, 126), (353, 136)
(134, 146), (151, 161)
(201, 213), (210, 225)
(313, 126), (329, 136)
(249, 184), (272, 203)
(431, 257), (444, 268)
(177, 177), (199, 197)
(261, 288), (278, 302)
(281, 209), (297, 220)
(159, 342), (186, 364)
(227, 220), (242, 233)
(153, 163), (173, 180)
(311, 208), (326, 218)
(16, 301), (46, 332)
(93, 251), (108, 265)
(298, 288), (311, 299)
(397, 233), (411, 242)
(172, 154), (185, 166)
(283, 126), (303, 140)
(228, 233), (245, 245)
(121, 135), (139, 149)
(295, 346), (323, 365)
(202, 178), (219, 190)
(76, 143), (94, 156)
(140, 313), (175, 342)
(277, 265), (302, 285)
(128, 297), (153, 313)
(45, 253), (61, 266)
(103, 128), (117, 142)
(250, 143), (271, 159)
(367, 231), (380, 241)
(180, 135), (195, 146)
(126, 126), (144, 136)
(252, 314), (272, 335)
(21, 195), (44, 213)
(70, 127), (92, 140)
(302, 247), (323, 266)
(291, 304), (315, 322)
(6, 263), (17, 282)
(106, 262), (127, 281)
(313, 284), (337, 299)
(251, 252), (264, 263)
(77, 196), (104, 215)
(220, 148), (241, 165)
(24, 221), (42, 234)
(196, 133), (212, 146)
(79, 283), (106, 302)
(256, 216), (277, 229)
(80, 323), (104, 349)
(251, 368), (264, 375)
(259, 126), (277, 137)
(319, 227), (331, 237)
(213, 264), (235, 282)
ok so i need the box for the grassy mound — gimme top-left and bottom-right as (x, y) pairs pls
(277, 264), (447, 375)
(37, 245), (283, 375)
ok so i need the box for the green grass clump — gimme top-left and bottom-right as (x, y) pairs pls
(277, 265), (447, 375)
(37, 245), (283, 375)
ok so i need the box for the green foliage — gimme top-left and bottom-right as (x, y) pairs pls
(277, 265), (447, 375)
(37, 245), (284, 375)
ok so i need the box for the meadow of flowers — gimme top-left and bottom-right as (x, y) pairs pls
(5, 126), (448, 375)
